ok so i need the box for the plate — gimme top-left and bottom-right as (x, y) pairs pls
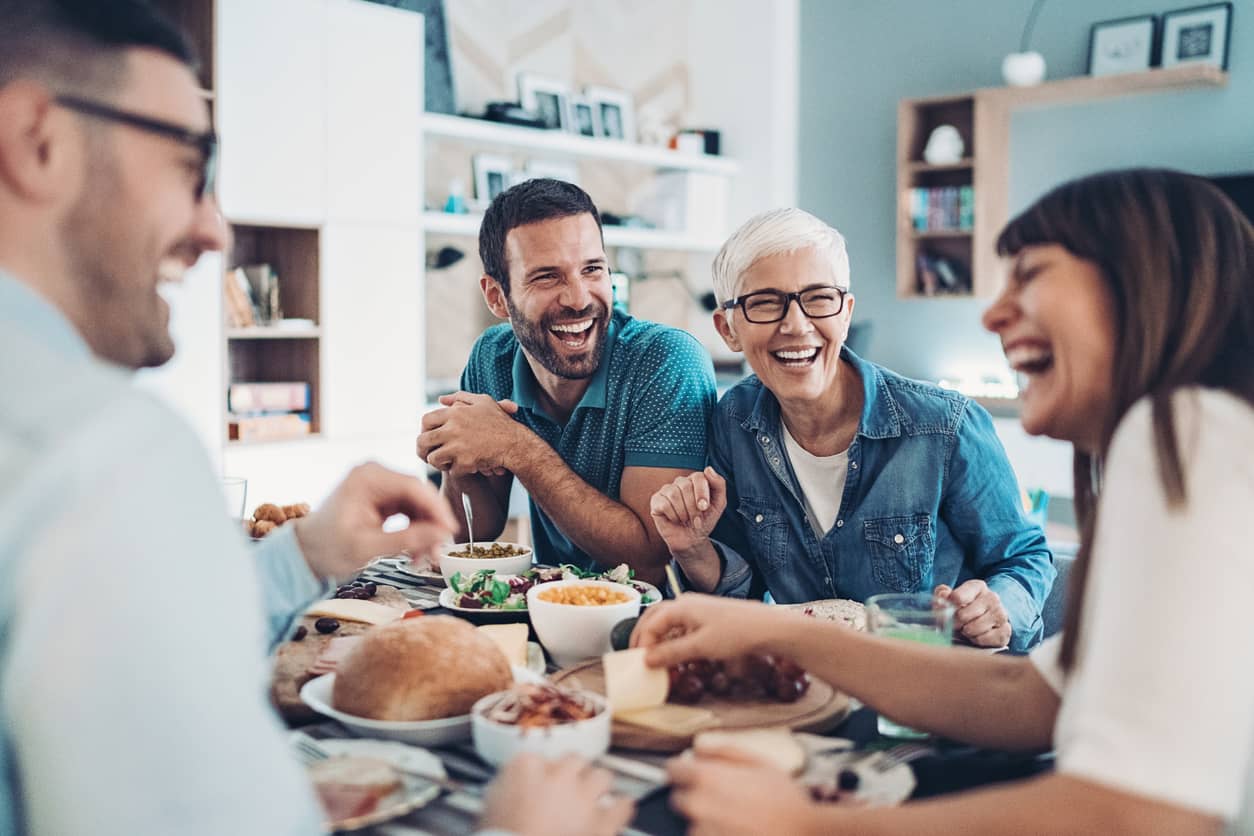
(439, 581), (664, 616)
(780, 598), (868, 631)
(299, 645), (547, 745)
(791, 734), (916, 806)
(551, 659), (853, 752)
(298, 737), (445, 832)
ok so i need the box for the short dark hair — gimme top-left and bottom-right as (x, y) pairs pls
(0, 0), (196, 94)
(478, 178), (603, 294)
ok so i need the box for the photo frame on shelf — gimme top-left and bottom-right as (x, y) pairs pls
(1160, 2), (1232, 71)
(517, 74), (570, 131)
(472, 153), (513, 203)
(585, 86), (635, 142)
(568, 96), (600, 137)
(1087, 14), (1158, 76)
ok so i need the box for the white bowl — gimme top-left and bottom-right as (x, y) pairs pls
(438, 541), (534, 581)
(471, 688), (611, 767)
(526, 579), (641, 668)
(299, 674), (473, 746)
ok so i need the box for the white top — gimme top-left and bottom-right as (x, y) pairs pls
(1030, 389), (1254, 832)
(781, 424), (849, 537)
(0, 273), (327, 834)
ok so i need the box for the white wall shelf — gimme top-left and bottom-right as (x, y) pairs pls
(423, 211), (724, 253)
(226, 326), (322, 340)
(423, 113), (740, 175)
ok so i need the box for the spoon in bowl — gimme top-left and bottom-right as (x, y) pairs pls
(462, 492), (475, 554)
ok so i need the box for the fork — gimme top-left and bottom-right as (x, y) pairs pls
(291, 733), (466, 794)
(870, 742), (936, 772)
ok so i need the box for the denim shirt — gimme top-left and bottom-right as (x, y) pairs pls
(707, 348), (1055, 652)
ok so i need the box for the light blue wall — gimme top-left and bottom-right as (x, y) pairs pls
(799, 0), (1254, 382)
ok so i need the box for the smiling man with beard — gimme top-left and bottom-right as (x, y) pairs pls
(418, 179), (717, 585)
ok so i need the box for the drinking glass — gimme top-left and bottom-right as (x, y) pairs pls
(866, 592), (955, 739)
(222, 476), (248, 525)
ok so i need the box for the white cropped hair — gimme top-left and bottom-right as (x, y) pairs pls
(711, 208), (851, 305)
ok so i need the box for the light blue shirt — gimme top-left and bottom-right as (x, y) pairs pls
(0, 272), (325, 834)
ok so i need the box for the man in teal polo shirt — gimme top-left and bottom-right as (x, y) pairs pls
(418, 179), (716, 585)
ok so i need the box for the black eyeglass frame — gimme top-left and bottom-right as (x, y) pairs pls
(55, 94), (218, 200)
(720, 286), (850, 324)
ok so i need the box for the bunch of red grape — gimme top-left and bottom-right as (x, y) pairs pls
(668, 655), (810, 705)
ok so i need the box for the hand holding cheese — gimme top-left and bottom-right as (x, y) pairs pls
(603, 648), (716, 734)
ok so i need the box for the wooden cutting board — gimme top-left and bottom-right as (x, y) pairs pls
(551, 659), (853, 752)
(270, 585), (409, 722)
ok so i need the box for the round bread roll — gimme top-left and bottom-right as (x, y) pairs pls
(332, 615), (512, 721)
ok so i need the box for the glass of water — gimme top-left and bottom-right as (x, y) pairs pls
(866, 592), (955, 739)
(222, 476), (248, 526)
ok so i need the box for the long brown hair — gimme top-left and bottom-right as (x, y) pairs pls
(996, 169), (1254, 670)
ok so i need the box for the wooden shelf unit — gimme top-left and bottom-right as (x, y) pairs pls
(226, 225), (321, 442)
(897, 64), (1229, 300)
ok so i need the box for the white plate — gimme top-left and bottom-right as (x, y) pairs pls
(300, 645), (547, 745)
(296, 737), (444, 832)
(794, 734), (916, 806)
(440, 581), (664, 613)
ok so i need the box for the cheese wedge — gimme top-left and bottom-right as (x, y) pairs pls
(602, 648), (669, 714)
(617, 704), (716, 735)
(693, 728), (807, 775)
(476, 623), (529, 667)
(304, 599), (404, 625)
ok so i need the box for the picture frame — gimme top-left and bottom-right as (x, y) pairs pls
(1087, 14), (1158, 76)
(516, 74), (570, 131)
(567, 96), (600, 138)
(1160, 2), (1233, 71)
(585, 86), (636, 142)
(472, 153), (513, 203)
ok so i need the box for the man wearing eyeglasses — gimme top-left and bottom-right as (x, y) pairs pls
(649, 209), (1055, 653)
(0, 3), (637, 836)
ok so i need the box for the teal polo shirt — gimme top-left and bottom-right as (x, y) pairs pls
(460, 309), (716, 569)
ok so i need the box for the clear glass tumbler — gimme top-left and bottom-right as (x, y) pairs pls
(866, 592), (955, 738)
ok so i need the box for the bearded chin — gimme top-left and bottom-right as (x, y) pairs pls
(507, 300), (608, 380)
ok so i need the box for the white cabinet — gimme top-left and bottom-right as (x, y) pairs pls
(325, 0), (423, 223)
(215, 0), (326, 224)
(321, 223), (423, 438)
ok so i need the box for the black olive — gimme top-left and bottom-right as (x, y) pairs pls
(292, 625), (308, 641)
(362, 582), (377, 597)
(314, 617), (340, 634)
(838, 769), (860, 791)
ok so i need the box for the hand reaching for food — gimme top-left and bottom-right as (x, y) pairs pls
(648, 467), (728, 557)
(667, 745), (819, 836)
(292, 462), (457, 583)
(479, 753), (635, 836)
(631, 594), (795, 670)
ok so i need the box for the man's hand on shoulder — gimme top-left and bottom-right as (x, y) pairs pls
(417, 391), (531, 477)
(293, 462), (457, 582)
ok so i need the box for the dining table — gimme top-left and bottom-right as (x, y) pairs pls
(291, 560), (1055, 835)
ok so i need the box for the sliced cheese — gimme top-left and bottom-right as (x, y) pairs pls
(477, 623), (529, 667)
(304, 598), (404, 625)
(693, 728), (806, 775)
(617, 704), (716, 735)
(602, 648), (669, 715)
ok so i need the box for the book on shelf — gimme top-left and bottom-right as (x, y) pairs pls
(228, 412), (311, 442)
(908, 186), (975, 233)
(228, 382), (310, 413)
(223, 267), (257, 327)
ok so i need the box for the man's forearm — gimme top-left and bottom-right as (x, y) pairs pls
(758, 619), (1058, 751)
(510, 440), (667, 582)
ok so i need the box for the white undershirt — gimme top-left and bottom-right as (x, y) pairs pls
(781, 423), (848, 537)
(1030, 389), (1254, 832)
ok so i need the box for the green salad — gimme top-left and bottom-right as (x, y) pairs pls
(448, 563), (660, 610)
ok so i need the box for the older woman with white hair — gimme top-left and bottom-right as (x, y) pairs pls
(650, 208), (1055, 651)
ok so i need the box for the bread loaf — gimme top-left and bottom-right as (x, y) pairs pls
(331, 615), (512, 721)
